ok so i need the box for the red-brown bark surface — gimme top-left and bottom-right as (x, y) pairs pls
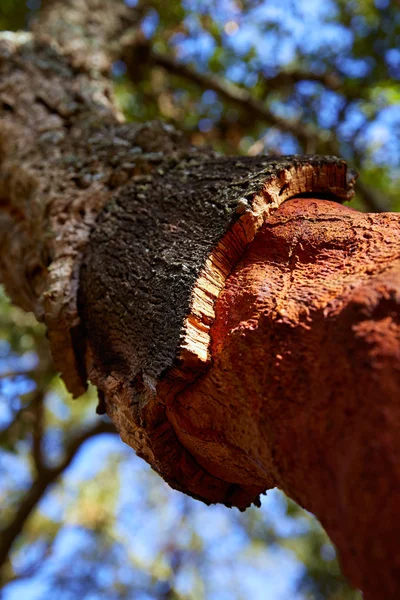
(81, 191), (400, 598)
(167, 198), (400, 597)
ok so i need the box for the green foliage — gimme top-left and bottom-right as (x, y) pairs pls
(0, 0), (36, 31)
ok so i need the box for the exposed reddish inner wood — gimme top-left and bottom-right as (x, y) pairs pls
(167, 198), (400, 599)
(84, 161), (354, 514)
(179, 162), (350, 367)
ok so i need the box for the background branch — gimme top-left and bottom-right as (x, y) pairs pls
(0, 420), (116, 579)
(120, 39), (389, 213)
(31, 391), (45, 472)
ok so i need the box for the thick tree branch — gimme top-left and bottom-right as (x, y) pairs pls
(0, 30), (194, 396)
(262, 69), (343, 91)
(1, 7), (400, 597)
(0, 420), (116, 578)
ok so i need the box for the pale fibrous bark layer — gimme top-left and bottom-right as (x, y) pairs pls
(2, 6), (400, 598)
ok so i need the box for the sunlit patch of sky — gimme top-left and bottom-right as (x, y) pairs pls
(0, 350), (38, 376)
(9, 526), (129, 597)
(339, 57), (372, 77)
(0, 451), (31, 488)
(4, 575), (48, 600)
(269, 98), (300, 121)
(141, 9), (159, 38)
(260, 489), (311, 536)
(109, 455), (316, 598)
(0, 340), (9, 358)
(265, 130), (300, 154)
(364, 107), (400, 167)
(1, 376), (36, 426)
(316, 90), (345, 129)
(0, 341), (39, 434)
(45, 390), (70, 420)
(64, 433), (125, 481)
(386, 48), (400, 77)
(41, 427), (66, 467)
(178, 0), (352, 65)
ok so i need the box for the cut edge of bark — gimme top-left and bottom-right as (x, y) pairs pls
(83, 158), (356, 510)
(179, 159), (355, 370)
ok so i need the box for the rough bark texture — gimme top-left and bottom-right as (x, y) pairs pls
(169, 198), (400, 597)
(0, 29), (193, 395)
(1, 6), (400, 598)
(79, 154), (355, 510)
(80, 155), (353, 386)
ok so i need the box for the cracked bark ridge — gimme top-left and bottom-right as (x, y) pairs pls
(0, 32), (193, 396)
(79, 156), (356, 509)
(35, 0), (144, 74)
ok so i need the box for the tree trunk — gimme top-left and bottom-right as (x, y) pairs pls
(1, 5), (400, 598)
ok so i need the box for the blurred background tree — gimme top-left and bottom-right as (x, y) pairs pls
(1, 0), (398, 597)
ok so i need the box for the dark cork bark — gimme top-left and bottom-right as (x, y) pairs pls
(1, 4), (400, 598)
(78, 154), (355, 512)
(0, 30), (194, 396)
(79, 155), (353, 388)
